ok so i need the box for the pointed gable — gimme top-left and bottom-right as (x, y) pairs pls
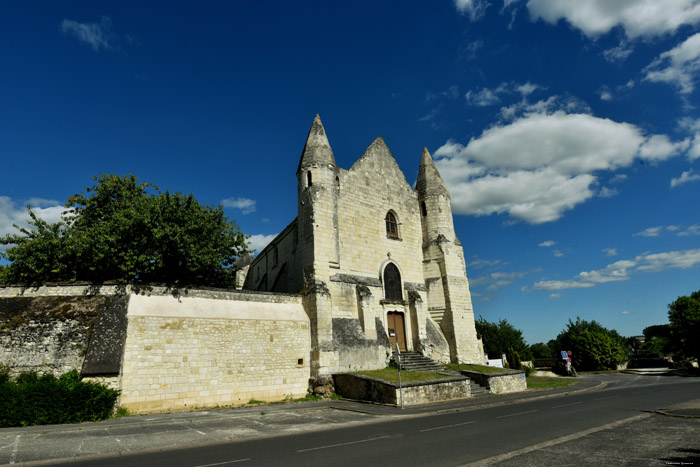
(416, 148), (450, 198)
(297, 114), (336, 173)
(347, 137), (413, 191)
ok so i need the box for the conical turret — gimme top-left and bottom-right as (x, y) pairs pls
(416, 148), (449, 198)
(297, 114), (336, 173)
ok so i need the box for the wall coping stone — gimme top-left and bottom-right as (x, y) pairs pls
(0, 283), (301, 304)
(335, 372), (467, 388)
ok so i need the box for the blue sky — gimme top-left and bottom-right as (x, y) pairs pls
(2, 1), (700, 345)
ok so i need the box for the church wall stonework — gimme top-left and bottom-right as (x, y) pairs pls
(245, 115), (485, 374)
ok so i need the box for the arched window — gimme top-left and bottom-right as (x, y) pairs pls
(385, 211), (399, 239)
(383, 263), (402, 301)
(306, 171), (312, 187)
(421, 201), (427, 217)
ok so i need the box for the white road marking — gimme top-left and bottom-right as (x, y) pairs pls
(420, 421), (476, 432)
(551, 402), (583, 408)
(9, 435), (20, 465)
(194, 459), (251, 467)
(464, 413), (652, 466)
(496, 409), (538, 419)
(593, 395), (619, 401)
(297, 435), (391, 453)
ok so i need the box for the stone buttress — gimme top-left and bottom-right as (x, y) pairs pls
(416, 148), (484, 364)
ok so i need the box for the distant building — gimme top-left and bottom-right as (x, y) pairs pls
(244, 115), (485, 375)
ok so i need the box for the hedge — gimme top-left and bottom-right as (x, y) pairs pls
(0, 370), (119, 427)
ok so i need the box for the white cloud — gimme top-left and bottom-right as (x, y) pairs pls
(636, 249), (700, 272)
(222, 197), (257, 214)
(576, 259), (636, 283)
(678, 224), (700, 236)
(454, 0), (490, 21)
(621, 311), (631, 315)
(471, 270), (530, 291)
(611, 174), (628, 183)
(634, 226), (665, 237)
(553, 250), (564, 257)
(461, 40), (484, 60)
(527, 0), (700, 39)
(466, 82), (542, 108)
(550, 293), (561, 299)
(469, 257), (506, 269)
(434, 101), (686, 224)
(598, 86), (613, 101)
(61, 16), (116, 51)
(0, 197), (64, 251)
(466, 88), (502, 107)
(679, 117), (700, 160)
(645, 33), (700, 95)
(603, 247), (618, 257)
(533, 280), (595, 291)
(671, 169), (700, 187)
(539, 240), (555, 247)
(603, 43), (634, 63)
(598, 186), (618, 198)
(534, 248), (700, 290)
(246, 233), (277, 253)
(516, 82), (541, 96)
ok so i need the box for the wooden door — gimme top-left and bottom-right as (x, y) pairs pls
(387, 312), (407, 352)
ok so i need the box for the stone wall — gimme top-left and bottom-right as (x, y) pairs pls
(1, 284), (313, 414)
(461, 369), (527, 394)
(120, 293), (310, 413)
(333, 373), (470, 406)
(0, 287), (128, 376)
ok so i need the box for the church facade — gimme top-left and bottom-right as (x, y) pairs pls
(244, 115), (485, 376)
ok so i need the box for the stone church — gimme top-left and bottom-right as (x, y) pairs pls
(244, 115), (485, 376)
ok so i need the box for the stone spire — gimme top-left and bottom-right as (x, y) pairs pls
(297, 114), (336, 173)
(416, 148), (450, 198)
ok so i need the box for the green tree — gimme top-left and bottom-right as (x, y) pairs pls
(476, 317), (532, 361)
(667, 290), (700, 361)
(530, 342), (554, 359)
(553, 317), (627, 371)
(1, 174), (248, 287)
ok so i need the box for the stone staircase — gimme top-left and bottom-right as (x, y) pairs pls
(468, 380), (490, 396)
(392, 351), (444, 372)
(390, 352), (491, 397)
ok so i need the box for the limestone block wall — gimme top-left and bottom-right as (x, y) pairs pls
(120, 293), (310, 413)
(334, 150), (425, 288)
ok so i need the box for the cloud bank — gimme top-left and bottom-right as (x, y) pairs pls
(534, 248), (700, 290)
(434, 97), (687, 224)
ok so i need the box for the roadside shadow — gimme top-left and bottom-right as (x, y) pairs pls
(661, 448), (700, 464)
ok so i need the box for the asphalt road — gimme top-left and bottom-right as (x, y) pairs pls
(48, 372), (699, 467)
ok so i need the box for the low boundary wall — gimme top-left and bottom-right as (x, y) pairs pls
(460, 369), (526, 394)
(333, 373), (470, 406)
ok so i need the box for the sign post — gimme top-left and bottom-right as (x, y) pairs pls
(396, 342), (404, 409)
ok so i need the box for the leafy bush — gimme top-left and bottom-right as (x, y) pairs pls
(0, 370), (119, 427)
(551, 318), (627, 371)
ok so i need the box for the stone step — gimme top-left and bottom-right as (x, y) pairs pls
(391, 352), (444, 372)
(429, 309), (445, 324)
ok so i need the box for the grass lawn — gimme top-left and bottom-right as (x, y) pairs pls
(353, 367), (451, 383)
(444, 363), (512, 374)
(526, 376), (577, 390)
